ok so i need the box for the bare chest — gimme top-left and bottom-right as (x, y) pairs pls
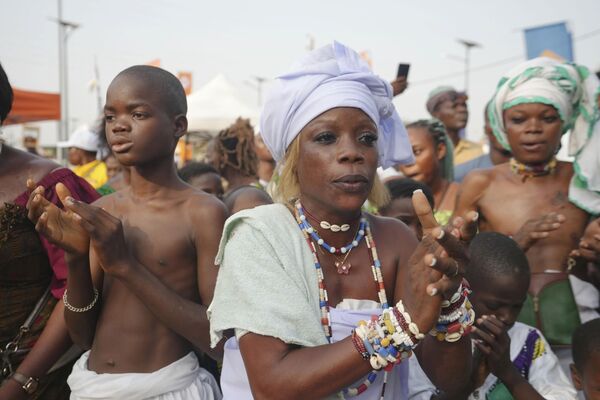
(479, 180), (585, 235)
(114, 206), (196, 281)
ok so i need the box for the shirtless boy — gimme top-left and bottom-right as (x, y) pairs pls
(27, 66), (226, 399)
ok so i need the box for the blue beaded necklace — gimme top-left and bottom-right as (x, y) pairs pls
(295, 201), (366, 256)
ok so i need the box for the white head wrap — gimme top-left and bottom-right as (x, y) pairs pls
(487, 57), (600, 213)
(259, 41), (414, 169)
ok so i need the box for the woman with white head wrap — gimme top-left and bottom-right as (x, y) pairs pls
(208, 42), (474, 399)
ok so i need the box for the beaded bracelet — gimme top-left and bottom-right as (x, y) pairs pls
(351, 330), (370, 361)
(352, 300), (424, 371)
(429, 282), (475, 342)
(63, 288), (99, 313)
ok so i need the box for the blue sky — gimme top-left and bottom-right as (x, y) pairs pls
(1, 0), (599, 144)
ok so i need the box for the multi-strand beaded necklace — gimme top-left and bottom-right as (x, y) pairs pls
(294, 200), (392, 398)
(509, 157), (557, 182)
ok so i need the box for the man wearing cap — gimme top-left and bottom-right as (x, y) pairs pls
(59, 127), (108, 189)
(426, 86), (484, 166)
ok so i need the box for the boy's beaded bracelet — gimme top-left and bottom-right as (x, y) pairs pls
(63, 288), (99, 313)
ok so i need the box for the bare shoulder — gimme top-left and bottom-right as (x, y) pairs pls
(369, 213), (418, 251)
(15, 147), (60, 182)
(184, 189), (229, 228)
(460, 166), (496, 192)
(226, 187), (273, 214)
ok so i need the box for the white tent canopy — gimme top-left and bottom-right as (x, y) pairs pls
(186, 74), (260, 133)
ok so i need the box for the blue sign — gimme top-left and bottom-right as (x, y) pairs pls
(524, 22), (574, 61)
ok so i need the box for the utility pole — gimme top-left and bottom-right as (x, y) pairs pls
(245, 76), (267, 106)
(54, 0), (79, 161)
(457, 39), (481, 93)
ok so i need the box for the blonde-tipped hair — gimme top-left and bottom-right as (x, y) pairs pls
(274, 137), (390, 209)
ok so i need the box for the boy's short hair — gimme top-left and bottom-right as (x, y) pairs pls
(384, 178), (435, 209)
(467, 232), (530, 284)
(0, 63), (14, 124)
(572, 318), (600, 371)
(115, 65), (187, 117)
(178, 162), (219, 183)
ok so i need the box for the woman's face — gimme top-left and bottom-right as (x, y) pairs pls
(503, 103), (563, 165)
(398, 127), (443, 186)
(296, 107), (379, 214)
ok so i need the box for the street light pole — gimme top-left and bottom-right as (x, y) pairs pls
(457, 39), (481, 92)
(54, 0), (79, 161)
(57, 0), (65, 159)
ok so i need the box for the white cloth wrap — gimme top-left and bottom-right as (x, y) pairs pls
(219, 300), (409, 400)
(487, 57), (600, 213)
(68, 351), (222, 400)
(259, 41), (414, 169)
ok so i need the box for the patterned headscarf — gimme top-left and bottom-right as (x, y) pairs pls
(488, 57), (600, 214)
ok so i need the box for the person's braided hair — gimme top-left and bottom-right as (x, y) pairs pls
(406, 119), (454, 181)
(213, 117), (258, 177)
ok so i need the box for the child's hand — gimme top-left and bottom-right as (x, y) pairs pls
(570, 217), (600, 263)
(472, 315), (514, 381)
(512, 212), (565, 252)
(26, 181), (90, 255)
(62, 197), (131, 277)
(470, 346), (491, 392)
(450, 210), (479, 244)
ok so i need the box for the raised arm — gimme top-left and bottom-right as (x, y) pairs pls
(63, 250), (104, 349)
(26, 182), (104, 349)
(453, 170), (490, 222)
(405, 191), (473, 395)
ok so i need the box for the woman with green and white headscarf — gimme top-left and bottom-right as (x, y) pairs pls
(455, 57), (600, 352)
(487, 56), (600, 213)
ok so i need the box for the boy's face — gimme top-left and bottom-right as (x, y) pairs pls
(503, 103), (562, 165)
(104, 75), (186, 167)
(469, 273), (528, 328)
(379, 197), (423, 240)
(189, 173), (224, 199)
(571, 352), (600, 400)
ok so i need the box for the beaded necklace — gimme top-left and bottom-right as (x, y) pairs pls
(295, 201), (366, 255)
(294, 204), (391, 398)
(509, 157), (557, 182)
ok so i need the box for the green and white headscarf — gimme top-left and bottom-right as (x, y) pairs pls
(487, 57), (600, 214)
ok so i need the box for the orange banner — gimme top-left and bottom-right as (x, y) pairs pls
(178, 71), (193, 95)
(4, 88), (60, 125)
(146, 58), (161, 67)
